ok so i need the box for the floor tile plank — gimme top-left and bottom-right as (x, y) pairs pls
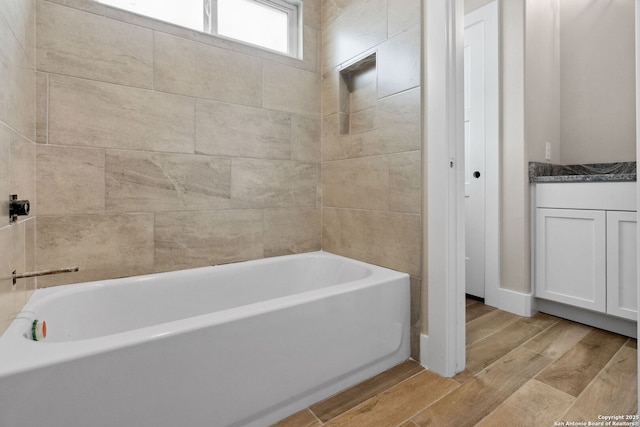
(271, 409), (321, 427)
(310, 360), (424, 422)
(411, 347), (553, 426)
(523, 319), (592, 359)
(324, 370), (459, 427)
(271, 302), (637, 427)
(517, 312), (559, 329)
(561, 345), (638, 422)
(466, 297), (479, 306)
(466, 309), (520, 345)
(451, 368), (475, 385)
(466, 302), (495, 323)
(536, 328), (628, 397)
(466, 319), (547, 373)
(475, 379), (575, 427)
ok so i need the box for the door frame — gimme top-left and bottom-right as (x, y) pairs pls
(464, 2), (500, 303)
(421, 0), (466, 377)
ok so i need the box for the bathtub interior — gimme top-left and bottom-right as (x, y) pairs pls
(15, 252), (375, 343)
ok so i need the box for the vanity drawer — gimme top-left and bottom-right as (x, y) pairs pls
(536, 182), (636, 211)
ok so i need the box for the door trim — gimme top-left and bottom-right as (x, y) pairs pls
(420, 0), (466, 377)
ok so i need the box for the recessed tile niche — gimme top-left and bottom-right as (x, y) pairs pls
(339, 53), (377, 135)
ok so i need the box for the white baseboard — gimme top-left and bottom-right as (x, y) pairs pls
(419, 334), (429, 369)
(419, 332), (465, 378)
(486, 287), (537, 317)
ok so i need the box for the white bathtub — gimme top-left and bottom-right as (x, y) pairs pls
(0, 251), (410, 427)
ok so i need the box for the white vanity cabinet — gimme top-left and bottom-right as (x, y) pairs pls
(534, 182), (637, 321)
(606, 211), (638, 320)
(535, 208), (607, 312)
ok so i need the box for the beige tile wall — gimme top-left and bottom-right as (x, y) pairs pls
(321, 0), (423, 359)
(34, 0), (322, 287)
(3, 0), (424, 358)
(0, 0), (37, 333)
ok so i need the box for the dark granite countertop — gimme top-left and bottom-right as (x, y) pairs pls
(529, 162), (636, 183)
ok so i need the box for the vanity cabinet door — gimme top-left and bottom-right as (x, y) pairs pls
(535, 208), (607, 312)
(606, 211), (638, 321)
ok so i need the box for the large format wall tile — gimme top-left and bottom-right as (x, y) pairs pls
(231, 159), (317, 208)
(195, 100), (291, 159)
(370, 88), (422, 155)
(323, 156), (390, 210)
(263, 62), (321, 117)
(155, 209), (264, 270)
(321, 114), (366, 161)
(322, 67), (339, 118)
(264, 207), (321, 257)
(0, 222), (27, 330)
(291, 115), (321, 162)
(37, 214), (155, 286)
(322, 88), (421, 161)
(322, 0), (387, 69)
(0, 0), (35, 65)
(36, 0), (153, 88)
(48, 75), (195, 153)
(37, 145), (105, 215)
(24, 217), (36, 290)
(44, 0), (106, 16)
(105, 150), (231, 212)
(322, 208), (421, 277)
(0, 17), (35, 140)
(35, 72), (47, 144)
(154, 32), (262, 107)
(322, 0), (351, 27)
(389, 151), (421, 214)
(0, 124), (10, 226)
(301, 25), (320, 73)
(377, 24), (421, 99)
(388, 0), (421, 37)
(303, 0), (321, 30)
(10, 132), (36, 216)
(0, 0), (35, 333)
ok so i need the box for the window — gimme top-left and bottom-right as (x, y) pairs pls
(95, 0), (301, 57)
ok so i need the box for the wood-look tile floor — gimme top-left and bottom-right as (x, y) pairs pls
(272, 299), (638, 427)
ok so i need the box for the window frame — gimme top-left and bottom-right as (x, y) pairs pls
(207, 0), (300, 57)
(94, 0), (302, 58)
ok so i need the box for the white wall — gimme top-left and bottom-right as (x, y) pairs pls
(526, 0), (636, 164)
(526, 0), (561, 163)
(560, 0), (636, 164)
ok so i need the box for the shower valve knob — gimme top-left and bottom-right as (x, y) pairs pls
(9, 195), (30, 224)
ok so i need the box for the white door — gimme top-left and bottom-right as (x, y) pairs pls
(464, 10), (487, 298)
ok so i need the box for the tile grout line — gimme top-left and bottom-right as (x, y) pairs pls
(307, 408), (323, 426)
(466, 315), (521, 347)
(470, 346), (561, 426)
(314, 365), (431, 425)
(464, 314), (563, 379)
(556, 337), (634, 421)
(396, 379), (463, 427)
(512, 316), (563, 358)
